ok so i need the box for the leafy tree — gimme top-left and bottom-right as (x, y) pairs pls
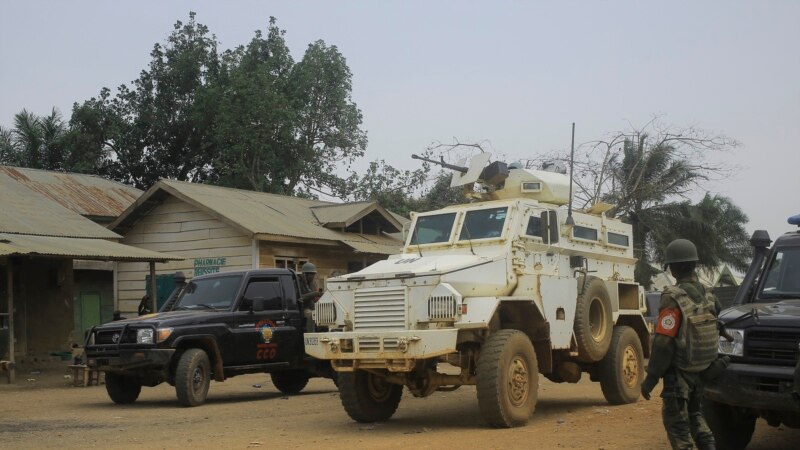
(212, 19), (297, 192)
(67, 12), (221, 189)
(341, 159), (430, 217)
(286, 40), (367, 196)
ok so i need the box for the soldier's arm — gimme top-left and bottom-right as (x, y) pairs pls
(646, 294), (681, 378)
(647, 334), (676, 378)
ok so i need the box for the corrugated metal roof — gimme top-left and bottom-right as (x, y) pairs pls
(311, 202), (404, 232)
(0, 166), (141, 218)
(339, 233), (403, 254)
(0, 233), (183, 262)
(113, 180), (405, 255)
(0, 173), (120, 238)
(311, 202), (375, 225)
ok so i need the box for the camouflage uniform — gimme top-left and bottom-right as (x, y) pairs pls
(645, 276), (719, 450)
(298, 275), (319, 332)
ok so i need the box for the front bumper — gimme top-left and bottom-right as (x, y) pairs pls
(304, 329), (458, 371)
(85, 348), (176, 373)
(705, 362), (800, 413)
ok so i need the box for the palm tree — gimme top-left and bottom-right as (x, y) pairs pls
(604, 135), (749, 287)
(2, 108), (68, 170)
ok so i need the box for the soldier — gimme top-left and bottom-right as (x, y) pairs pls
(297, 262), (321, 332)
(641, 239), (725, 450)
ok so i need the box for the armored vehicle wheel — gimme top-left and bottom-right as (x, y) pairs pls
(598, 326), (643, 404)
(271, 369), (310, 394)
(175, 348), (211, 407)
(105, 373), (142, 404)
(574, 277), (613, 362)
(476, 329), (538, 428)
(702, 397), (756, 450)
(339, 370), (402, 422)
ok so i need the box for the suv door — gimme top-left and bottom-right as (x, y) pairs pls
(233, 276), (297, 366)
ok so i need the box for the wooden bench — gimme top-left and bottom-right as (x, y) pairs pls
(68, 364), (101, 387)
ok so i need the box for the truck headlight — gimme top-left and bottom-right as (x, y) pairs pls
(718, 329), (744, 356)
(136, 328), (155, 344)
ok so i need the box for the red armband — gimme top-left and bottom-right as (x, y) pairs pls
(655, 308), (681, 337)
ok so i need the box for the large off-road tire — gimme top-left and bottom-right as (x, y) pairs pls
(703, 397), (756, 450)
(105, 373), (142, 404)
(574, 276), (613, 363)
(339, 370), (403, 422)
(476, 329), (539, 428)
(599, 326), (643, 404)
(175, 348), (211, 407)
(271, 370), (310, 394)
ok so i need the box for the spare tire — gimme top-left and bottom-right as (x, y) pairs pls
(574, 276), (613, 362)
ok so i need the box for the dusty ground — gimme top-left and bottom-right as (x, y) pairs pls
(1, 363), (799, 449)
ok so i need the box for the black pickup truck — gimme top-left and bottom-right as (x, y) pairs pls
(704, 217), (800, 449)
(85, 269), (334, 406)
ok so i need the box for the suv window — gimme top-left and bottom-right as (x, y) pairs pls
(176, 275), (242, 310)
(757, 248), (800, 301)
(241, 277), (283, 310)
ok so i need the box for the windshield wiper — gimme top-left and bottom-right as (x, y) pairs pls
(462, 221), (476, 256)
(192, 303), (216, 310)
(410, 226), (423, 257)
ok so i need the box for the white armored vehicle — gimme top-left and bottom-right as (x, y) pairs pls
(305, 154), (649, 427)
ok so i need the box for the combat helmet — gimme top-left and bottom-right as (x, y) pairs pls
(663, 239), (699, 269)
(301, 262), (317, 274)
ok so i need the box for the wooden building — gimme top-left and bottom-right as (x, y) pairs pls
(111, 180), (406, 315)
(0, 167), (179, 382)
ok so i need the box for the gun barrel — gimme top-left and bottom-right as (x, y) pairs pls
(411, 154), (468, 173)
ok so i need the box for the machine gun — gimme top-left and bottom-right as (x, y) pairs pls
(411, 152), (507, 191)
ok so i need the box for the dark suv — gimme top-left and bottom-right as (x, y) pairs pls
(84, 269), (334, 406)
(704, 217), (800, 449)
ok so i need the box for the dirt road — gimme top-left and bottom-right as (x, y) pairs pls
(1, 368), (798, 449)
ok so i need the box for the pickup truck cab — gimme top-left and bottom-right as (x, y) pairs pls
(704, 217), (800, 449)
(85, 269), (334, 406)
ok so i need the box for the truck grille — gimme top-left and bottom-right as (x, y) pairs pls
(315, 302), (336, 325)
(428, 295), (457, 321)
(746, 328), (800, 364)
(354, 286), (406, 331)
(95, 328), (138, 345)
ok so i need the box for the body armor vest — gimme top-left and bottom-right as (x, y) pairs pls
(663, 282), (718, 372)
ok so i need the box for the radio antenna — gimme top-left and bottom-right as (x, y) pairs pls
(565, 123), (576, 226)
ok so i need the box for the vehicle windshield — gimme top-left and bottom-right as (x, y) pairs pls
(174, 275), (242, 310)
(459, 207), (508, 240)
(757, 247), (800, 301)
(408, 212), (457, 245)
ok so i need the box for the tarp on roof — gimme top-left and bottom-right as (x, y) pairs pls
(0, 172), (120, 239)
(0, 233), (183, 262)
(0, 166), (140, 218)
(113, 180), (404, 254)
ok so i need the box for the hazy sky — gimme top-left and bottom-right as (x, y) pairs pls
(2, 1), (798, 240)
